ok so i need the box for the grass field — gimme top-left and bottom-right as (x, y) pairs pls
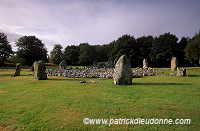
(0, 67), (200, 130)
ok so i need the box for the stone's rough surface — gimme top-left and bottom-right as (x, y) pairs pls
(177, 67), (187, 76)
(143, 58), (148, 69)
(14, 63), (22, 76)
(33, 60), (47, 80)
(113, 55), (132, 85)
(59, 60), (67, 69)
(171, 57), (178, 71)
(31, 61), (37, 71)
(46, 67), (160, 78)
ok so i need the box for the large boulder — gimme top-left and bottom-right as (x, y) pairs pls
(176, 67), (186, 76)
(33, 60), (47, 80)
(113, 55), (132, 85)
(14, 63), (22, 76)
(171, 57), (178, 71)
(59, 60), (67, 69)
(143, 58), (148, 69)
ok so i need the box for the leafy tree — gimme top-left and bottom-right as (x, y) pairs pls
(93, 45), (109, 62)
(62, 45), (80, 65)
(49, 44), (63, 64)
(0, 32), (13, 64)
(136, 35), (154, 66)
(78, 43), (94, 66)
(149, 32), (179, 67)
(184, 33), (200, 66)
(15, 36), (48, 65)
(108, 34), (138, 67)
(177, 37), (190, 66)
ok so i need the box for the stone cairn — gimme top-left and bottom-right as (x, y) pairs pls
(143, 58), (148, 69)
(113, 55), (133, 85)
(171, 57), (178, 71)
(46, 67), (114, 78)
(93, 61), (114, 68)
(59, 60), (67, 69)
(177, 67), (187, 76)
(33, 60), (47, 80)
(46, 67), (158, 78)
(14, 63), (22, 76)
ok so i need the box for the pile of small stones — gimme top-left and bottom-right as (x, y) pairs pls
(46, 67), (114, 78)
(46, 67), (160, 78)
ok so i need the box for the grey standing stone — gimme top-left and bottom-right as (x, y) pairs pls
(14, 63), (22, 76)
(31, 61), (37, 71)
(113, 55), (132, 85)
(176, 67), (186, 76)
(33, 60), (47, 80)
(59, 60), (67, 69)
(171, 57), (178, 71)
(143, 58), (148, 69)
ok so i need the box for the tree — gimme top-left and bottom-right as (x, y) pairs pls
(177, 37), (190, 66)
(93, 44), (109, 62)
(149, 32), (180, 67)
(136, 35), (154, 66)
(49, 44), (63, 64)
(15, 36), (48, 65)
(108, 34), (138, 67)
(0, 32), (13, 64)
(62, 45), (80, 65)
(184, 33), (200, 66)
(78, 43), (94, 66)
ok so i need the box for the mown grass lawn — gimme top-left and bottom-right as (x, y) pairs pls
(0, 67), (200, 130)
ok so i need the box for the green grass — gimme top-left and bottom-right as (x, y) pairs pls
(0, 67), (200, 130)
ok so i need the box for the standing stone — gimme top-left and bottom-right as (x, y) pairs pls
(33, 60), (47, 80)
(143, 58), (148, 69)
(176, 67), (186, 76)
(113, 55), (132, 85)
(14, 63), (22, 76)
(171, 57), (178, 71)
(31, 61), (37, 71)
(59, 60), (67, 69)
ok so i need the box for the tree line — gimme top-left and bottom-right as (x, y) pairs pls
(0, 32), (200, 67)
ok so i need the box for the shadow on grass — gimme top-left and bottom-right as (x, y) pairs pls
(48, 78), (84, 81)
(189, 75), (200, 77)
(133, 83), (192, 86)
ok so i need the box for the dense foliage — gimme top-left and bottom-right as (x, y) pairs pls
(49, 44), (63, 64)
(14, 36), (48, 65)
(184, 33), (200, 66)
(2, 31), (200, 67)
(0, 32), (13, 65)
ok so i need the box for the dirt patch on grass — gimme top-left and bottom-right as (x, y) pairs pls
(149, 103), (180, 108)
(166, 104), (179, 108)
(0, 90), (6, 94)
(0, 118), (17, 131)
(154, 109), (185, 115)
(52, 110), (84, 128)
(0, 125), (13, 131)
(53, 110), (84, 119)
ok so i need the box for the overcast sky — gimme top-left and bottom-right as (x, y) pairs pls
(0, 0), (200, 52)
